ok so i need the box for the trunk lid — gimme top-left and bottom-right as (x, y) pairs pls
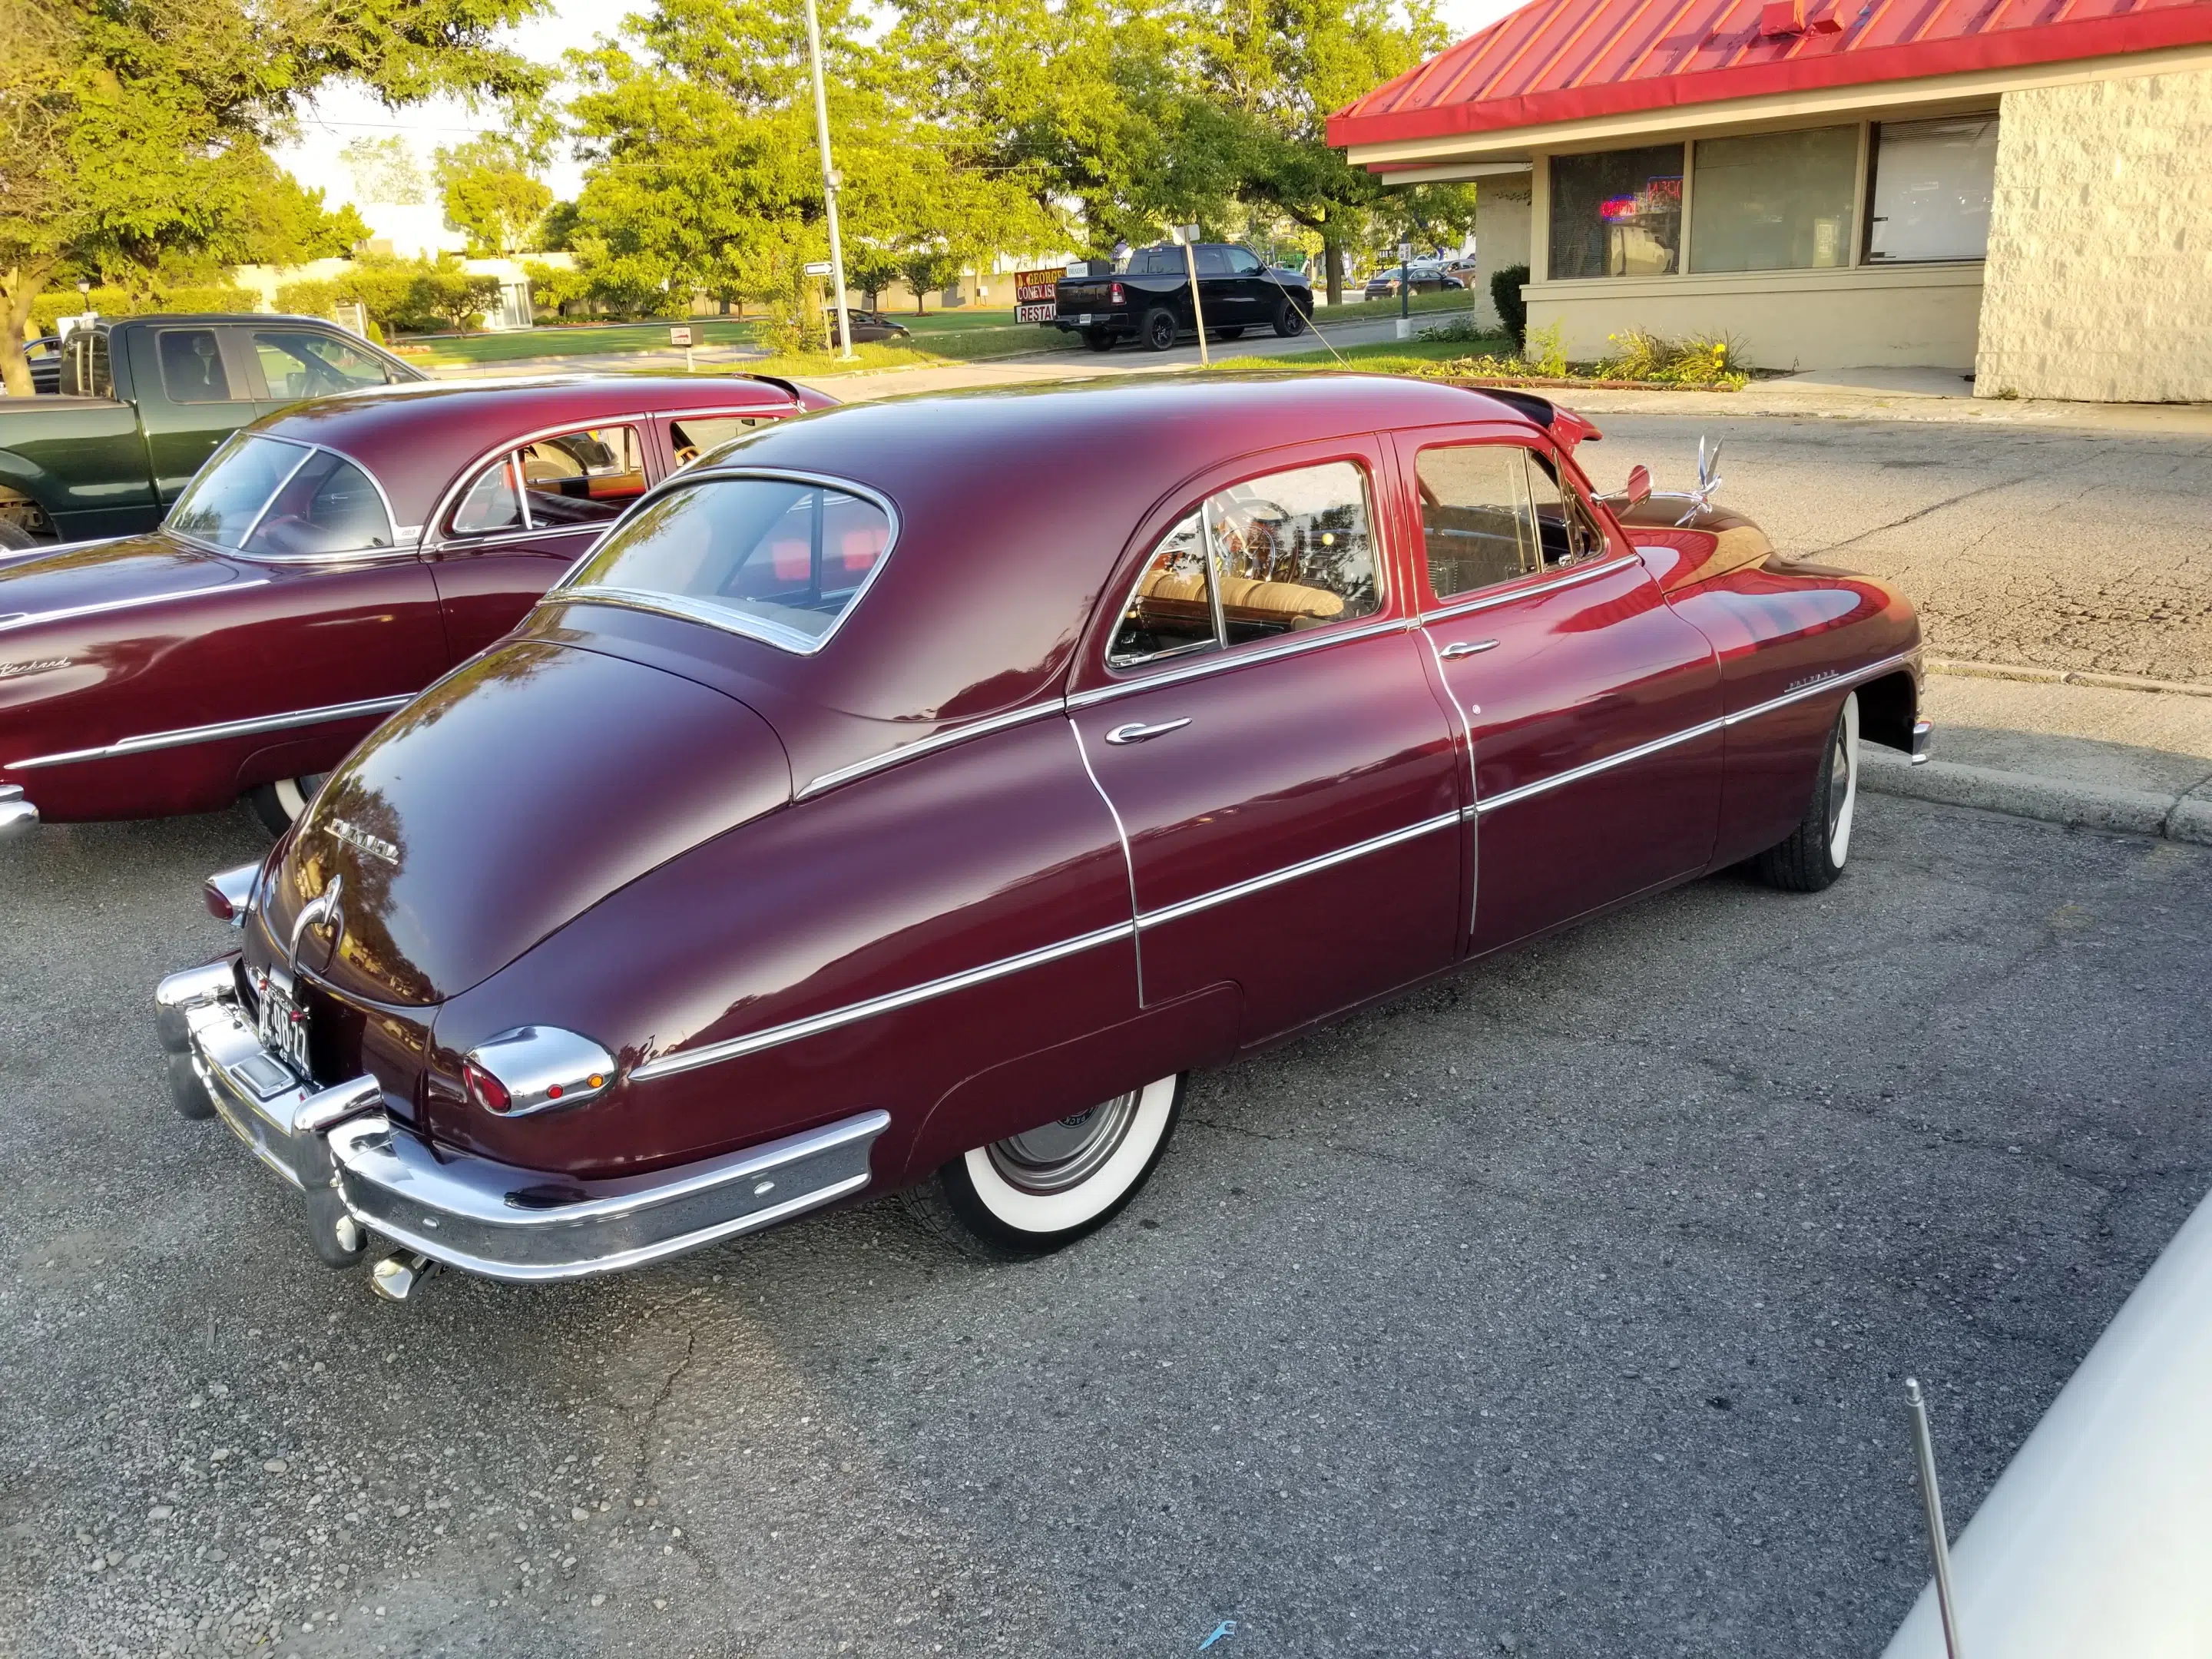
(1056, 277), (1121, 318)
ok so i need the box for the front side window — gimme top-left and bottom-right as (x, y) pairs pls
(253, 330), (395, 400)
(1690, 124), (1858, 273)
(1524, 451), (1609, 568)
(1108, 459), (1380, 668)
(1549, 145), (1684, 280)
(1867, 114), (1998, 263)
(168, 434), (306, 546)
(564, 475), (893, 653)
(1416, 443), (1538, 601)
(240, 449), (393, 558)
(159, 329), (236, 403)
(1227, 248), (1263, 275)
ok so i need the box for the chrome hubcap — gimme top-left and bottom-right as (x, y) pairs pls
(987, 1091), (1141, 1194)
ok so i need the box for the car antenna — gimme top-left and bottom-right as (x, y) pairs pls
(1906, 1376), (1968, 1659)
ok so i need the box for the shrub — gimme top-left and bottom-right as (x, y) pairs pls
(274, 279), (340, 318)
(1489, 263), (1529, 347)
(1598, 329), (1748, 387)
(1417, 317), (1508, 345)
(1525, 320), (1568, 378)
(29, 285), (259, 333)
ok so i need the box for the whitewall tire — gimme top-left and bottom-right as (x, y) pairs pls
(247, 773), (329, 836)
(904, 1074), (1184, 1259)
(1752, 690), (1859, 892)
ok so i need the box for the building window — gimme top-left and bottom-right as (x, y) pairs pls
(1690, 124), (1858, 273)
(1549, 145), (1684, 279)
(1866, 114), (1998, 263)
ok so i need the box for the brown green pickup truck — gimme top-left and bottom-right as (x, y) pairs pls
(0, 314), (421, 548)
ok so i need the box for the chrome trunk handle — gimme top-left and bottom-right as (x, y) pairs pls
(1439, 638), (1500, 660)
(1104, 717), (1192, 746)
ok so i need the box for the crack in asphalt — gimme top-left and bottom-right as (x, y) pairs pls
(1803, 474), (2038, 558)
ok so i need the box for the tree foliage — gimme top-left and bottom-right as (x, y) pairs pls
(434, 134), (552, 254)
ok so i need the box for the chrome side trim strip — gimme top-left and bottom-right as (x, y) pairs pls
(9, 692), (412, 770)
(0, 578), (272, 634)
(1722, 651), (1919, 729)
(1068, 720), (1144, 1006)
(1066, 614), (1407, 710)
(796, 700), (1065, 798)
(1474, 717), (1725, 816)
(628, 922), (1136, 1081)
(1418, 555), (1638, 625)
(1137, 811), (1462, 929)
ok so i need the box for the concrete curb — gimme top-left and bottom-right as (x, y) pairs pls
(1862, 748), (2212, 846)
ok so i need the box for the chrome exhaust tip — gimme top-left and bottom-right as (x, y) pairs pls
(369, 1250), (435, 1303)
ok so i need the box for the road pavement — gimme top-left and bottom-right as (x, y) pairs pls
(6, 793), (2210, 1657)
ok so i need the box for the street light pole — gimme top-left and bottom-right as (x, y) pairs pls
(800, 0), (855, 362)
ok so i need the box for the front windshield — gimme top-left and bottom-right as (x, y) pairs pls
(167, 432), (393, 556)
(563, 475), (893, 653)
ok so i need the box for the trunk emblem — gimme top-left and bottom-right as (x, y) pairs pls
(328, 818), (399, 865)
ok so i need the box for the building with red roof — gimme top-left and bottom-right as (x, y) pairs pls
(1330, 0), (2212, 401)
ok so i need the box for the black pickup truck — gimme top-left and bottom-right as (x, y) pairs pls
(1050, 243), (1315, 353)
(0, 313), (421, 546)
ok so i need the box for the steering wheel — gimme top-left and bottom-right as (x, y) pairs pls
(1211, 497), (1293, 579)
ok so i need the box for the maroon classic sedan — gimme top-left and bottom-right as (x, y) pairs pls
(0, 373), (828, 837)
(154, 375), (1931, 1295)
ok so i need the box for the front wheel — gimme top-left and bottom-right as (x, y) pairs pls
(1751, 691), (1859, 892)
(247, 773), (329, 836)
(1140, 308), (1178, 352)
(902, 1074), (1184, 1259)
(1272, 298), (1308, 338)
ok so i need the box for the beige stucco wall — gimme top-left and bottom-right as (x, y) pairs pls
(1469, 176), (1534, 329)
(1975, 68), (2212, 402)
(1526, 263), (1985, 372)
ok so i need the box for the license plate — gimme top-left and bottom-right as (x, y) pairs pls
(1076, 313), (1094, 325)
(256, 979), (313, 1081)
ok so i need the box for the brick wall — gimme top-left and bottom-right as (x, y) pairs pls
(1976, 67), (2212, 402)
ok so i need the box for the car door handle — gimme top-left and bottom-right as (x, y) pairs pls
(1104, 717), (1192, 746)
(1439, 638), (1500, 660)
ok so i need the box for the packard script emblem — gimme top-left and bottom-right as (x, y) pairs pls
(328, 818), (399, 865)
(0, 657), (70, 680)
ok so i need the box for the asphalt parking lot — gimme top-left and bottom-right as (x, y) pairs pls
(6, 789), (2210, 1658)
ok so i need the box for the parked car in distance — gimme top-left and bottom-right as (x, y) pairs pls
(0, 373), (829, 839)
(1363, 263), (1465, 300)
(0, 314), (423, 548)
(20, 336), (62, 397)
(836, 309), (912, 345)
(1051, 243), (1313, 352)
(154, 374), (1928, 1296)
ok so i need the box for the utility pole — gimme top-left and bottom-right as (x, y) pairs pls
(1177, 224), (1209, 367)
(800, 0), (855, 362)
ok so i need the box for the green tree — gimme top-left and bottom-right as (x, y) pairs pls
(0, 0), (545, 396)
(341, 134), (429, 206)
(433, 134), (553, 254)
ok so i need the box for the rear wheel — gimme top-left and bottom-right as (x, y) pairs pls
(1081, 328), (1114, 353)
(1751, 691), (1859, 892)
(1141, 308), (1178, 352)
(902, 1074), (1184, 1260)
(0, 518), (36, 551)
(247, 773), (329, 836)
(1272, 298), (1308, 338)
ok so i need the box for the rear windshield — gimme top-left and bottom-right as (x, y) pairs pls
(168, 433), (393, 557)
(562, 475), (893, 654)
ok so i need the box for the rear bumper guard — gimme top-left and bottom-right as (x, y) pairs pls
(154, 958), (889, 1283)
(0, 784), (36, 839)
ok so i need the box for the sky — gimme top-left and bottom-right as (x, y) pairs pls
(275, 0), (1525, 212)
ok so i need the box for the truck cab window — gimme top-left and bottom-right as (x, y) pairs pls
(158, 330), (236, 403)
(1227, 248), (1263, 275)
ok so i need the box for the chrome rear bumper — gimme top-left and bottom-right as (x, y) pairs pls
(0, 785), (36, 839)
(1911, 718), (1933, 765)
(154, 958), (890, 1283)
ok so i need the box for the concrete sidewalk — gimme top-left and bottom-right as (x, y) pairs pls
(1865, 667), (2212, 844)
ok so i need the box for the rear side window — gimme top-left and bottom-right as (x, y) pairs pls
(669, 414), (767, 469)
(242, 450), (393, 558)
(158, 329), (236, 403)
(61, 331), (112, 398)
(445, 426), (647, 536)
(564, 476), (894, 653)
(168, 435), (303, 545)
(1416, 444), (1538, 600)
(1109, 459), (1380, 668)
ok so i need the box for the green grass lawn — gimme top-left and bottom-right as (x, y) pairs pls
(399, 317), (766, 366)
(1214, 336), (1515, 376)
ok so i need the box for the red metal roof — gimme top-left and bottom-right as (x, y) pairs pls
(1330, 0), (2212, 152)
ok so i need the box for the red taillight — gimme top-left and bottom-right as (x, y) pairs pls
(1111, 282), (1124, 306)
(463, 1060), (511, 1114)
(202, 882), (236, 922)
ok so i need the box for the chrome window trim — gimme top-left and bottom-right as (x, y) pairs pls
(9, 692), (412, 770)
(233, 442), (316, 550)
(1469, 649), (1920, 818)
(0, 578), (271, 634)
(796, 700), (1064, 799)
(629, 921), (1136, 1082)
(167, 432), (408, 565)
(1418, 552), (1639, 624)
(544, 468), (902, 659)
(1067, 615), (1408, 710)
(1136, 810), (1462, 930)
(426, 415), (664, 550)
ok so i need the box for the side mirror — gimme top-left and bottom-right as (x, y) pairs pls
(1622, 464), (1652, 507)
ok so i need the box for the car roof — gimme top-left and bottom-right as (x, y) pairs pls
(247, 375), (811, 527)
(658, 373), (1544, 726)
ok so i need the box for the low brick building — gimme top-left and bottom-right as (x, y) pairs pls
(1329, 0), (2212, 402)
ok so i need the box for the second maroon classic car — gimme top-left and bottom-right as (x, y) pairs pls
(154, 374), (1931, 1296)
(0, 373), (830, 838)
